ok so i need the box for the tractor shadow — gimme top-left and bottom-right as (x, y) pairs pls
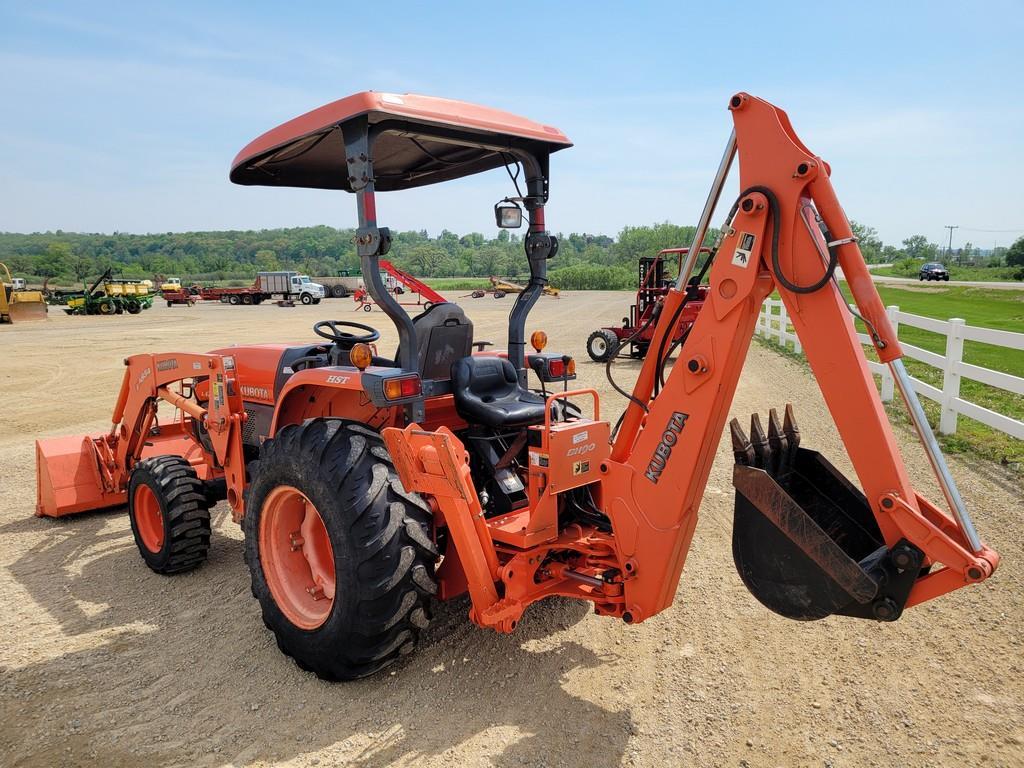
(1, 509), (633, 768)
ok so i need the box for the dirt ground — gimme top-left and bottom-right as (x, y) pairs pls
(1, 291), (1021, 768)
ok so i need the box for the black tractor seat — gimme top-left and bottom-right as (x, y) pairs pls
(451, 356), (547, 429)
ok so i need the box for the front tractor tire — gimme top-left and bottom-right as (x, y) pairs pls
(244, 419), (437, 680)
(128, 456), (212, 574)
(586, 328), (620, 362)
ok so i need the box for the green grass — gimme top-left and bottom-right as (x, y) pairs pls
(771, 283), (1024, 468)
(423, 277), (492, 290)
(872, 263), (1023, 282)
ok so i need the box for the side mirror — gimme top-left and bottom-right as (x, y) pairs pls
(494, 200), (523, 229)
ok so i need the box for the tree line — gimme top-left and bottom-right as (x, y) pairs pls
(2, 222), (1020, 291)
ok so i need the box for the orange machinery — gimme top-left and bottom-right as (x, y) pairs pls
(35, 91), (997, 681)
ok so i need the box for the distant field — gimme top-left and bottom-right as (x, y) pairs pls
(838, 283), (1024, 465)
(424, 277), (493, 290)
(872, 264), (1023, 282)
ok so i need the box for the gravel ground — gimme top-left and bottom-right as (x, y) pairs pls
(1, 291), (1021, 768)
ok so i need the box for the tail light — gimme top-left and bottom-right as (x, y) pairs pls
(549, 359), (565, 377)
(383, 375), (422, 400)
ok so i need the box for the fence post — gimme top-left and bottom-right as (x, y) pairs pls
(939, 318), (965, 434)
(792, 303), (802, 354)
(777, 301), (788, 348)
(879, 305), (898, 402)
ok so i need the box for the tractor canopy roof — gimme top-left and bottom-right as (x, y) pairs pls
(230, 92), (572, 192)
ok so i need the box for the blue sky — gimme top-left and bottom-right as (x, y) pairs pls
(1, 1), (1022, 249)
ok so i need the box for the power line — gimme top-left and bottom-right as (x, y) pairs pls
(957, 226), (1024, 233)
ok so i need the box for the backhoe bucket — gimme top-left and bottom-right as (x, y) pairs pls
(729, 406), (922, 622)
(35, 434), (125, 517)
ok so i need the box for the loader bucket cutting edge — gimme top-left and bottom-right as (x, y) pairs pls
(35, 434), (125, 517)
(729, 408), (923, 622)
(7, 301), (48, 322)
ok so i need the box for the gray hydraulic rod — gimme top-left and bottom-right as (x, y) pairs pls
(890, 358), (982, 553)
(675, 130), (737, 290)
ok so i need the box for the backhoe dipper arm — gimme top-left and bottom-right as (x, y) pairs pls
(605, 93), (997, 624)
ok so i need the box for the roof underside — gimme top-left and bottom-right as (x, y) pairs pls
(230, 92), (572, 192)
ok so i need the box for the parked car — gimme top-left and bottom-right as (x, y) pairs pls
(919, 262), (949, 281)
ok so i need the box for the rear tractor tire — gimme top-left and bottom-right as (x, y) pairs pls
(243, 419), (437, 680)
(128, 456), (212, 574)
(586, 328), (620, 362)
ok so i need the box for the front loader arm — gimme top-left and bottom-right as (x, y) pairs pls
(102, 352), (247, 517)
(604, 93), (996, 624)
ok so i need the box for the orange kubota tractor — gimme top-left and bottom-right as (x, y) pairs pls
(35, 92), (998, 680)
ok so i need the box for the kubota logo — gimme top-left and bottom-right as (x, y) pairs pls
(644, 411), (688, 483)
(240, 385), (271, 400)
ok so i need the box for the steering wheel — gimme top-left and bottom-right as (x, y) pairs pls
(312, 320), (380, 348)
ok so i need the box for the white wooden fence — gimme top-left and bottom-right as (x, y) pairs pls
(757, 300), (1024, 439)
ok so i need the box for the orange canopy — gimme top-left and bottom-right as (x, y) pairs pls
(230, 91), (572, 192)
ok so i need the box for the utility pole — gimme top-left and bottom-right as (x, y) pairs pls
(944, 225), (959, 263)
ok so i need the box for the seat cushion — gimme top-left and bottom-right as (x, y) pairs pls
(451, 356), (547, 429)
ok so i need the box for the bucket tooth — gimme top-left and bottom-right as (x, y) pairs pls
(729, 418), (755, 466)
(730, 412), (924, 623)
(749, 413), (770, 469)
(782, 404), (800, 449)
(767, 408), (788, 476)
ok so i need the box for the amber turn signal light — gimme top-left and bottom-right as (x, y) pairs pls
(530, 330), (548, 352)
(350, 343), (373, 370)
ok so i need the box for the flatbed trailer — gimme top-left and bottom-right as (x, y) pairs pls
(195, 283), (265, 305)
(196, 272), (326, 305)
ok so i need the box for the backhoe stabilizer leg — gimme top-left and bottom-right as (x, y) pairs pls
(381, 424), (520, 632)
(730, 405), (933, 622)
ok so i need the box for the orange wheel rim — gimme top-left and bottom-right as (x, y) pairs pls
(134, 484), (164, 553)
(259, 486), (336, 630)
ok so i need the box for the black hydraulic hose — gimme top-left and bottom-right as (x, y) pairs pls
(605, 302), (662, 440)
(742, 185), (839, 295)
(654, 246), (718, 391)
(653, 186), (840, 390)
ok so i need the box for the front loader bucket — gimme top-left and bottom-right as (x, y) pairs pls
(35, 435), (125, 517)
(8, 299), (48, 322)
(730, 406), (922, 622)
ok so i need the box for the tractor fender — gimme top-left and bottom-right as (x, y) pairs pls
(269, 367), (399, 436)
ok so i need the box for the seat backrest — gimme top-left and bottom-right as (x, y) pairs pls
(452, 355), (518, 402)
(404, 302), (474, 380)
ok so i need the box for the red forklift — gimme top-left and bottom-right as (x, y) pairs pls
(586, 248), (710, 362)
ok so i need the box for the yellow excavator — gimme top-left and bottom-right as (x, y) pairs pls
(1, 263), (47, 323)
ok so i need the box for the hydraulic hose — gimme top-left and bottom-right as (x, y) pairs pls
(741, 185), (840, 295)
